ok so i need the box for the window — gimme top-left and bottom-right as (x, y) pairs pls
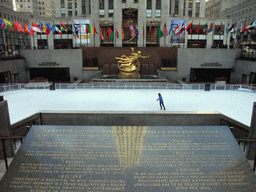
(39, 7), (41, 10)
(183, 0), (186, 16)
(28, 5), (30, 8)
(61, 0), (65, 8)
(68, 3), (72, 9)
(174, 0), (179, 15)
(156, 0), (161, 17)
(42, 1), (44, 5)
(195, 1), (200, 17)
(147, 0), (152, 9)
(109, 0), (113, 9)
(61, 13), (65, 17)
(20, 4), (23, 8)
(99, 0), (104, 9)
(28, 0), (30, 2)
(147, 10), (152, 18)
(68, 11), (72, 16)
(134, 0), (138, 3)
(39, 2), (40, 5)
(82, 0), (86, 16)
(122, 0), (126, 3)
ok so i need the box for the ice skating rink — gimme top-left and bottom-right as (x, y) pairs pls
(2, 89), (256, 126)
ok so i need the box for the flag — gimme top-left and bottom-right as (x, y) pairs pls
(232, 28), (237, 39)
(178, 23), (185, 34)
(107, 27), (113, 39)
(0, 19), (4, 29)
(196, 23), (200, 35)
(16, 22), (26, 33)
(25, 23), (29, 32)
(12, 21), (17, 31)
(229, 23), (235, 32)
(169, 25), (173, 35)
(157, 24), (163, 39)
(162, 24), (168, 37)
(143, 24), (145, 39)
(43, 25), (50, 35)
(74, 24), (80, 38)
(99, 29), (104, 40)
(130, 22), (135, 36)
(53, 23), (62, 35)
(86, 24), (91, 33)
(174, 23), (180, 35)
(217, 23), (224, 34)
(3, 18), (12, 30)
(90, 25), (94, 34)
(46, 23), (55, 33)
(40, 23), (44, 31)
(28, 26), (35, 36)
(68, 24), (72, 32)
(94, 25), (97, 34)
(226, 26), (229, 35)
(115, 27), (119, 39)
(60, 23), (68, 32)
(135, 25), (139, 39)
(32, 23), (42, 32)
(186, 22), (192, 33)
(203, 23), (207, 34)
(240, 23), (247, 33)
(121, 26), (124, 40)
(207, 23), (213, 33)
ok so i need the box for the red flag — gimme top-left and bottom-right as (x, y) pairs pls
(85, 25), (89, 33)
(16, 22), (26, 33)
(121, 26), (124, 40)
(107, 28), (112, 38)
(25, 23), (29, 32)
(94, 25), (97, 34)
(162, 24), (168, 37)
(143, 24), (145, 39)
(196, 23), (200, 35)
(12, 21), (17, 31)
(115, 27), (119, 39)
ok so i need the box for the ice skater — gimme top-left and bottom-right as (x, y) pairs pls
(157, 93), (166, 110)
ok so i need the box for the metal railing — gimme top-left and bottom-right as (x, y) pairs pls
(1, 83), (256, 92)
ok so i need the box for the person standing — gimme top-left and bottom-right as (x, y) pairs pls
(157, 93), (166, 110)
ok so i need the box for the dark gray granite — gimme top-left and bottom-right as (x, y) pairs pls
(1, 125), (256, 192)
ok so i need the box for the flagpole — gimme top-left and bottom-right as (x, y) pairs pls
(87, 23), (88, 47)
(143, 22), (144, 47)
(115, 22), (116, 47)
(46, 21), (48, 49)
(198, 22), (200, 48)
(150, 23), (151, 47)
(53, 21), (55, 49)
(94, 23), (95, 47)
(80, 22), (81, 48)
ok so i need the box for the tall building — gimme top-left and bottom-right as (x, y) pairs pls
(205, 0), (247, 19)
(0, 0), (13, 9)
(14, 0), (55, 17)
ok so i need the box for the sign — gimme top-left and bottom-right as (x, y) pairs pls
(201, 63), (222, 67)
(74, 19), (90, 45)
(38, 62), (60, 66)
(170, 20), (186, 43)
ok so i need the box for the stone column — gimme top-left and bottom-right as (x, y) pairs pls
(152, 0), (156, 18)
(0, 98), (14, 159)
(246, 102), (256, 160)
(179, 0), (183, 17)
(192, 0), (196, 18)
(137, 0), (146, 47)
(77, 0), (82, 16)
(86, 0), (90, 16)
(114, 0), (122, 47)
(91, 0), (100, 47)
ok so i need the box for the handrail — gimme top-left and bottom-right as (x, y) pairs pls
(1, 136), (25, 170)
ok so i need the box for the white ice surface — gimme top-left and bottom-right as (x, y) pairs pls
(2, 89), (256, 126)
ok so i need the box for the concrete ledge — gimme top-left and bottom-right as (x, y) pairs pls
(40, 110), (221, 126)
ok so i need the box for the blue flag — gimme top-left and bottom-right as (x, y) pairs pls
(0, 19), (3, 29)
(40, 23), (44, 31)
(136, 27), (139, 40)
(46, 23), (55, 33)
(169, 25), (173, 35)
(74, 24), (80, 38)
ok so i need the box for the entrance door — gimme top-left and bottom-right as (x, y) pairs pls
(0, 71), (11, 84)
(29, 68), (70, 82)
(241, 74), (248, 84)
(190, 68), (232, 83)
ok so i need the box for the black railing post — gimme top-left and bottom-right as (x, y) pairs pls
(2, 139), (8, 170)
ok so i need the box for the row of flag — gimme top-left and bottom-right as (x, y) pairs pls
(1, 18), (256, 40)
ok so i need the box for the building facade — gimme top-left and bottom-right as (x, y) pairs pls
(31, 0), (230, 50)
(14, 0), (55, 17)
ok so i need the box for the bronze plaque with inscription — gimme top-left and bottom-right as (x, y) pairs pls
(1, 125), (256, 191)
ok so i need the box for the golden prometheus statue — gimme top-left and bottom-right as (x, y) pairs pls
(115, 48), (150, 79)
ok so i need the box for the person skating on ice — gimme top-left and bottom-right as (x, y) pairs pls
(157, 93), (166, 110)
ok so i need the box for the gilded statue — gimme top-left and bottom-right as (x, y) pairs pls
(115, 48), (150, 79)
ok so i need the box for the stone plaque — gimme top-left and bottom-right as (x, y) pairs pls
(1, 125), (256, 191)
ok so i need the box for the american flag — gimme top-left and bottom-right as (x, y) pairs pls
(130, 22), (135, 36)
(99, 29), (104, 40)
(162, 24), (168, 37)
